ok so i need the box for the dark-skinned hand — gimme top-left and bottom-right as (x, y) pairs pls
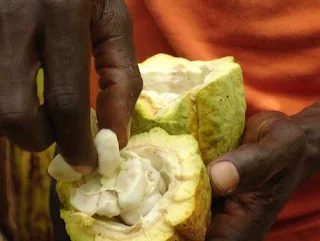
(0, 0), (142, 173)
(206, 102), (320, 241)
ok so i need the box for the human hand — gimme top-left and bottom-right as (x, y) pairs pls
(206, 103), (320, 241)
(0, 0), (142, 172)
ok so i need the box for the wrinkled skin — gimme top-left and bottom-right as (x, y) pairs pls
(0, 0), (142, 169)
(0, 0), (142, 239)
(2, 1), (320, 240)
(206, 102), (320, 241)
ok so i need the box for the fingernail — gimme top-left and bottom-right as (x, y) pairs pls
(72, 147), (98, 175)
(210, 161), (240, 193)
(73, 166), (94, 175)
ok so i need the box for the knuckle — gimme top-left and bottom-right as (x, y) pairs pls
(283, 123), (307, 152)
(292, 125), (306, 143)
(0, 106), (31, 127)
(248, 111), (289, 140)
(269, 121), (308, 165)
(44, 0), (67, 8)
(44, 0), (87, 12)
(292, 130), (308, 159)
(46, 86), (82, 116)
(97, 66), (143, 100)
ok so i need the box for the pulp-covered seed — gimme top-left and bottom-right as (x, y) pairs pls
(84, 170), (101, 182)
(79, 178), (102, 195)
(48, 154), (82, 181)
(70, 188), (100, 217)
(100, 174), (119, 191)
(95, 129), (121, 177)
(120, 193), (162, 226)
(116, 158), (147, 211)
(96, 191), (121, 218)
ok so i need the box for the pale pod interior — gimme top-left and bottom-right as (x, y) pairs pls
(49, 129), (178, 226)
(139, 60), (215, 110)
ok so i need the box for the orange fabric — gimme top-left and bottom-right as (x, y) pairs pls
(90, 0), (320, 240)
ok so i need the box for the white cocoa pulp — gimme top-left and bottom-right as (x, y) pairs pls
(48, 129), (170, 226)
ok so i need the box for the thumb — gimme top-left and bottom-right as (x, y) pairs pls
(207, 116), (306, 195)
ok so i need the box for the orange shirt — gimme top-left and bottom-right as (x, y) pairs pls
(90, 1), (320, 240)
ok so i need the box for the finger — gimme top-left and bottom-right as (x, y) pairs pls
(242, 111), (289, 144)
(91, 0), (143, 148)
(42, 0), (97, 172)
(0, 88), (54, 152)
(206, 198), (274, 241)
(0, 1), (53, 152)
(207, 116), (307, 195)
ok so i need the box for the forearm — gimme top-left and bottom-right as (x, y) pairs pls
(292, 101), (320, 175)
